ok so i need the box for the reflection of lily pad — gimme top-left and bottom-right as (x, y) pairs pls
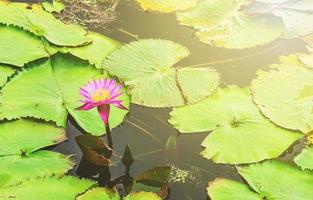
(169, 86), (302, 164)
(0, 176), (96, 200)
(0, 1), (89, 46)
(124, 192), (161, 200)
(104, 39), (220, 107)
(251, 57), (313, 133)
(0, 25), (50, 67)
(0, 119), (73, 187)
(208, 178), (262, 200)
(176, 0), (283, 49)
(135, 0), (198, 13)
(77, 188), (120, 200)
(238, 161), (313, 200)
(0, 54), (130, 135)
(0, 65), (15, 87)
(294, 145), (313, 170)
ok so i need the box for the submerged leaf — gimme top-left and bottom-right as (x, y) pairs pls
(135, 0), (198, 13)
(75, 135), (113, 166)
(0, 25), (50, 67)
(0, 65), (15, 87)
(208, 178), (262, 200)
(251, 57), (313, 133)
(169, 86), (302, 164)
(135, 166), (171, 187)
(294, 145), (313, 170)
(0, 1), (90, 46)
(104, 39), (220, 107)
(238, 160), (313, 200)
(0, 176), (96, 200)
(77, 188), (120, 200)
(0, 54), (130, 135)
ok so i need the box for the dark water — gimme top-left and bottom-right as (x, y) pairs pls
(53, 1), (307, 199)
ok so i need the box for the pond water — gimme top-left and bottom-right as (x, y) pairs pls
(49, 1), (308, 199)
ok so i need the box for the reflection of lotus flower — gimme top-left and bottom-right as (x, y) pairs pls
(77, 78), (127, 125)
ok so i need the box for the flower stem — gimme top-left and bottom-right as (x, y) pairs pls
(105, 123), (114, 149)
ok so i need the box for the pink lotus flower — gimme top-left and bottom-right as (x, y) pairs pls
(77, 78), (127, 125)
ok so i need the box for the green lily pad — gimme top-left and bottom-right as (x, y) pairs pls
(0, 54), (130, 135)
(0, 2), (90, 46)
(104, 39), (220, 107)
(60, 32), (120, 68)
(124, 192), (161, 200)
(42, 0), (65, 13)
(0, 65), (15, 87)
(208, 178), (262, 200)
(77, 188), (120, 200)
(0, 119), (66, 156)
(135, 0), (198, 13)
(0, 25), (50, 67)
(176, 0), (283, 49)
(195, 13), (284, 49)
(0, 151), (74, 188)
(238, 160), (313, 200)
(169, 86), (302, 164)
(0, 176), (96, 200)
(251, 56), (313, 133)
(294, 145), (313, 170)
(0, 119), (73, 187)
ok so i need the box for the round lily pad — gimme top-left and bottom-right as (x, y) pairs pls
(0, 119), (66, 156)
(0, 119), (73, 187)
(208, 178), (262, 200)
(251, 57), (313, 133)
(135, 0), (198, 13)
(0, 54), (130, 135)
(238, 160), (313, 200)
(169, 86), (302, 164)
(103, 39), (220, 107)
(77, 188), (120, 200)
(0, 176), (96, 200)
(0, 151), (74, 187)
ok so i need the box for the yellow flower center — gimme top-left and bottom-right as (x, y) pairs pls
(91, 89), (111, 102)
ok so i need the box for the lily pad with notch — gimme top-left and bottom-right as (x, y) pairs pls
(0, 119), (73, 187)
(0, 54), (130, 135)
(169, 86), (302, 164)
(0, 176), (96, 200)
(103, 39), (220, 107)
